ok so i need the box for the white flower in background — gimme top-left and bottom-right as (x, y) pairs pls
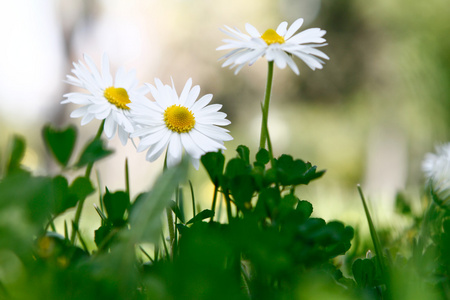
(62, 53), (149, 145)
(129, 78), (233, 169)
(422, 143), (450, 203)
(217, 18), (329, 75)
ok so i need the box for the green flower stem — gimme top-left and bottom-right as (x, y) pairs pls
(163, 153), (175, 255)
(259, 61), (274, 153)
(357, 184), (392, 298)
(166, 207), (175, 250)
(125, 158), (130, 196)
(189, 180), (196, 217)
(209, 183), (219, 223)
(70, 120), (104, 245)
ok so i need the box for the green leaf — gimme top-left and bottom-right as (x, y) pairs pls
(75, 138), (113, 168)
(278, 194), (299, 217)
(274, 155), (325, 186)
(395, 192), (412, 215)
(228, 175), (255, 207)
(176, 223), (189, 235)
(0, 172), (52, 223)
(224, 158), (251, 179)
(296, 200), (313, 219)
(170, 200), (185, 223)
(236, 145), (250, 165)
(6, 135), (26, 174)
(69, 177), (95, 201)
(352, 258), (377, 287)
(201, 151), (225, 184)
(256, 187), (281, 217)
(95, 224), (113, 248)
(255, 148), (270, 165)
(51, 175), (77, 215)
(127, 159), (188, 243)
(42, 124), (77, 167)
(103, 189), (130, 225)
(186, 209), (214, 224)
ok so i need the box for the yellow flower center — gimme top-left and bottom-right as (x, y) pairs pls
(261, 29), (285, 45)
(164, 105), (196, 133)
(104, 86), (131, 110)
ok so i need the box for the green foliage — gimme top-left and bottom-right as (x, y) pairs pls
(42, 124), (77, 167)
(186, 209), (214, 224)
(3, 129), (450, 299)
(103, 188), (130, 225)
(75, 138), (113, 168)
(5, 135), (26, 175)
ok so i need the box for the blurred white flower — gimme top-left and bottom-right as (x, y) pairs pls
(422, 143), (450, 203)
(217, 18), (329, 75)
(62, 53), (148, 145)
(129, 78), (233, 169)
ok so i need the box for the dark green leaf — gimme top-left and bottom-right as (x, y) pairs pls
(256, 187), (281, 217)
(201, 151), (225, 184)
(352, 258), (377, 287)
(103, 189), (130, 225)
(42, 124), (77, 167)
(69, 177), (95, 201)
(236, 145), (250, 165)
(51, 175), (77, 215)
(186, 209), (214, 224)
(95, 224), (112, 248)
(228, 174), (255, 205)
(6, 135), (26, 174)
(176, 223), (189, 235)
(75, 138), (113, 168)
(296, 200), (313, 219)
(275, 155), (325, 186)
(278, 194), (299, 217)
(255, 148), (270, 165)
(224, 158), (251, 179)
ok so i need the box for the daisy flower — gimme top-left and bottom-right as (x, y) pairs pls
(422, 143), (450, 204)
(62, 53), (149, 145)
(217, 18), (329, 75)
(129, 78), (232, 169)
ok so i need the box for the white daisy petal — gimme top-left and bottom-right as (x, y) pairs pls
(80, 113), (95, 126)
(218, 18), (327, 75)
(189, 129), (226, 152)
(284, 18), (304, 40)
(276, 21), (288, 36)
(146, 131), (172, 162)
(70, 106), (89, 118)
(118, 125), (129, 145)
(130, 78), (232, 168)
(104, 114), (117, 139)
(190, 94), (213, 112)
(179, 78), (193, 105)
(184, 85), (201, 108)
(422, 143), (450, 203)
(167, 134), (183, 167)
(195, 124), (233, 141)
(62, 53), (147, 141)
(180, 133), (204, 159)
(245, 23), (261, 37)
(87, 102), (110, 114)
(190, 157), (200, 170)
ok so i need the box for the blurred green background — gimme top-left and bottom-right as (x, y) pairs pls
(0, 0), (449, 234)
